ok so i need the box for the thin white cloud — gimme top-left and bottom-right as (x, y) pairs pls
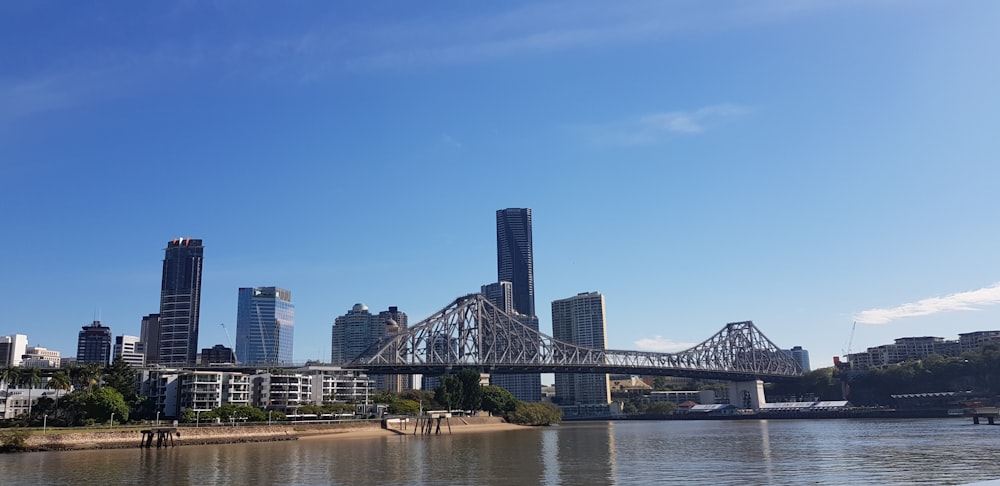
(634, 336), (697, 353)
(854, 282), (1000, 325)
(580, 104), (749, 146)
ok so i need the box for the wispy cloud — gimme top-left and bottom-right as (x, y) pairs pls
(579, 104), (749, 146)
(634, 336), (697, 353)
(854, 282), (1000, 324)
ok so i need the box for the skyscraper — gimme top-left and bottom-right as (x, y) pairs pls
(140, 313), (160, 364)
(0, 334), (28, 367)
(236, 286), (295, 365)
(551, 292), (610, 405)
(113, 335), (145, 367)
(496, 208), (535, 316)
(157, 237), (204, 366)
(494, 208), (541, 402)
(77, 321), (112, 366)
(331, 304), (408, 391)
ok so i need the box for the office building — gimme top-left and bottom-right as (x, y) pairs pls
(157, 237), (204, 366)
(201, 344), (236, 365)
(236, 286), (295, 365)
(784, 346), (811, 372)
(114, 335), (146, 367)
(481, 281), (541, 402)
(331, 304), (409, 391)
(551, 292), (610, 405)
(0, 334), (28, 367)
(21, 346), (61, 368)
(140, 314), (160, 365)
(494, 208), (542, 402)
(77, 321), (112, 366)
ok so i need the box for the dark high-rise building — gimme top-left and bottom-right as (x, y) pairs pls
(494, 208), (541, 402)
(157, 237), (204, 366)
(496, 208), (535, 316)
(201, 344), (236, 365)
(140, 313), (160, 364)
(77, 321), (112, 366)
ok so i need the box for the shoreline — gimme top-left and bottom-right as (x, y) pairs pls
(9, 416), (524, 453)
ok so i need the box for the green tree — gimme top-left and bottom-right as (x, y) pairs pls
(506, 402), (562, 426)
(0, 366), (19, 394)
(20, 367), (42, 418)
(481, 386), (518, 416)
(434, 376), (458, 410)
(644, 401), (677, 416)
(387, 399), (421, 415)
(456, 369), (483, 412)
(86, 387), (129, 423)
(46, 370), (72, 393)
(371, 391), (397, 404)
(103, 358), (138, 400)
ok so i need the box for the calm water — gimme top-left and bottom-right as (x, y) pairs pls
(3, 418), (1000, 485)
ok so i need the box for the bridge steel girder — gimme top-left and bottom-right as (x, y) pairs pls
(351, 294), (803, 382)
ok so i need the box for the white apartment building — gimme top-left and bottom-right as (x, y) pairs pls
(298, 366), (374, 404)
(179, 371), (251, 412)
(252, 372), (313, 412)
(0, 334), (29, 367)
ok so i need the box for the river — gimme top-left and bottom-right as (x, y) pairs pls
(2, 418), (1000, 485)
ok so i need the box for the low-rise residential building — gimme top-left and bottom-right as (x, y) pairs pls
(0, 388), (70, 419)
(179, 371), (250, 412)
(21, 346), (61, 368)
(846, 330), (1000, 370)
(252, 372), (312, 412)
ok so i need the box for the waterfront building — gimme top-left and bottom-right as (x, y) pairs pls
(0, 334), (28, 367)
(21, 346), (61, 368)
(331, 304), (409, 391)
(251, 372), (313, 412)
(494, 208), (542, 402)
(783, 346), (811, 372)
(179, 371), (250, 413)
(296, 365), (374, 404)
(157, 237), (204, 366)
(77, 321), (112, 366)
(140, 313), (160, 365)
(551, 292), (610, 405)
(140, 368), (182, 418)
(113, 335), (145, 367)
(0, 387), (69, 419)
(236, 286), (295, 365)
(200, 344), (236, 365)
(959, 331), (1000, 353)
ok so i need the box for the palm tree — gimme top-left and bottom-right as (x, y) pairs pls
(46, 370), (73, 424)
(21, 367), (42, 419)
(0, 366), (19, 391)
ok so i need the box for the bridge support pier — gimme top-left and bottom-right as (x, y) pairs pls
(728, 380), (766, 410)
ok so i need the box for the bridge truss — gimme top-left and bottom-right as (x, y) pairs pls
(352, 294), (803, 382)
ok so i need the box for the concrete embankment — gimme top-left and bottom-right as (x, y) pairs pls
(20, 416), (514, 452)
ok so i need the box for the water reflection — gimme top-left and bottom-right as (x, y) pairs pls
(7, 419), (1000, 485)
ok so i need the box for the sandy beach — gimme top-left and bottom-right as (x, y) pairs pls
(14, 416), (530, 452)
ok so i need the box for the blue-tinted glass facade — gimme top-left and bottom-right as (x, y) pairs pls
(236, 287), (294, 365)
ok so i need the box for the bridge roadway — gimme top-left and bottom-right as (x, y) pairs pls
(359, 362), (801, 382)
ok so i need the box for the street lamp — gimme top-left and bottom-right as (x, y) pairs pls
(156, 411), (160, 426)
(268, 410), (272, 426)
(43, 414), (47, 435)
(196, 410), (201, 428)
(110, 412), (114, 429)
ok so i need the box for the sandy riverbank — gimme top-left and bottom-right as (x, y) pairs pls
(15, 416), (526, 452)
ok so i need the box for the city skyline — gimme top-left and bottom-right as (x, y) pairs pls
(3, 2), (1000, 370)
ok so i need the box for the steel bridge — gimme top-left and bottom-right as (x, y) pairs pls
(351, 294), (803, 382)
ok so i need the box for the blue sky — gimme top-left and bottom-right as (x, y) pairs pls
(3, 1), (1000, 370)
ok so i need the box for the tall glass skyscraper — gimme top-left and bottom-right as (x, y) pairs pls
(552, 292), (610, 405)
(496, 208), (535, 316)
(236, 286), (295, 365)
(157, 237), (204, 366)
(494, 208), (541, 402)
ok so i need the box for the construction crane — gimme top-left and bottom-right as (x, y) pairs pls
(220, 323), (237, 364)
